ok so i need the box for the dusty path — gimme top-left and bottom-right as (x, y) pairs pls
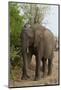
(9, 51), (59, 87)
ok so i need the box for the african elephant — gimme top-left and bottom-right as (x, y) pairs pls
(21, 23), (55, 80)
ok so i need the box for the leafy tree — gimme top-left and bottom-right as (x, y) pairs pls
(9, 3), (23, 47)
(9, 3), (24, 68)
(20, 3), (48, 25)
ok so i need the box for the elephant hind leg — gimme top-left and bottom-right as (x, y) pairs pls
(42, 57), (47, 77)
(48, 58), (53, 75)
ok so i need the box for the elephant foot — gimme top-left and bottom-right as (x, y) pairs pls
(48, 72), (52, 76)
(34, 76), (40, 81)
(42, 74), (47, 78)
(21, 74), (30, 80)
(42, 72), (47, 78)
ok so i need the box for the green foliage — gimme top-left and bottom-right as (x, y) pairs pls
(20, 4), (48, 25)
(9, 3), (24, 68)
(10, 45), (20, 61)
(9, 3), (24, 47)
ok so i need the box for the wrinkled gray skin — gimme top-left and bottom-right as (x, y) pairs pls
(21, 23), (55, 80)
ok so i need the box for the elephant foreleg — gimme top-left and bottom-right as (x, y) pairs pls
(21, 53), (30, 80)
(27, 52), (32, 67)
(34, 54), (40, 80)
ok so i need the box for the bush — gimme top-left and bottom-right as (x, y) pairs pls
(9, 3), (24, 68)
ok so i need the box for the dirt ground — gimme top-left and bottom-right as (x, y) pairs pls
(9, 51), (59, 87)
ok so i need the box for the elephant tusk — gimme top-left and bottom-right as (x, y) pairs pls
(27, 48), (29, 53)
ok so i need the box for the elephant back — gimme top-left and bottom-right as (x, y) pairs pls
(33, 24), (45, 48)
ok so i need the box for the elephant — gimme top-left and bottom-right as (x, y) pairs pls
(21, 23), (55, 80)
